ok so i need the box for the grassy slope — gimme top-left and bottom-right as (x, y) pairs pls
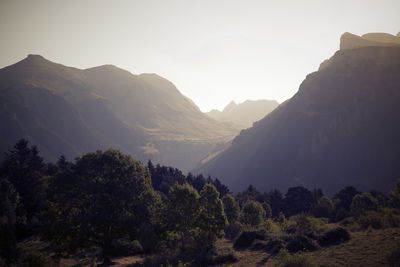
(18, 228), (400, 266)
(218, 228), (400, 267)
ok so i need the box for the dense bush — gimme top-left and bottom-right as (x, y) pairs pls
(233, 230), (268, 249)
(358, 211), (383, 229)
(317, 227), (350, 247)
(285, 235), (319, 253)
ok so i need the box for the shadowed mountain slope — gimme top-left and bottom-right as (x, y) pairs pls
(0, 55), (239, 171)
(199, 34), (400, 194)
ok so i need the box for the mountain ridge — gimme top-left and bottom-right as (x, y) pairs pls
(206, 99), (279, 128)
(0, 55), (239, 171)
(199, 36), (400, 195)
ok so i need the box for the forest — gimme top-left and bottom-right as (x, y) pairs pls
(1, 139), (400, 266)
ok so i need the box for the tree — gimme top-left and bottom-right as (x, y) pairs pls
(283, 186), (313, 217)
(1, 139), (45, 222)
(262, 202), (272, 218)
(350, 193), (378, 217)
(310, 196), (334, 218)
(0, 177), (26, 261)
(222, 194), (240, 224)
(166, 183), (201, 251)
(239, 200), (265, 226)
(44, 149), (161, 264)
(265, 189), (284, 217)
(333, 186), (361, 221)
(198, 184), (227, 249)
(390, 179), (400, 209)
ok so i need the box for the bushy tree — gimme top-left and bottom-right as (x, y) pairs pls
(44, 149), (161, 264)
(265, 189), (284, 217)
(222, 194), (240, 224)
(350, 193), (378, 217)
(198, 184), (227, 249)
(166, 183), (201, 250)
(310, 196), (334, 218)
(1, 139), (45, 222)
(284, 186), (313, 217)
(389, 179), (400, 209)
(262, 202), (272, 218)
(239, 200), (265, 226)
(333, 186), (360, 221)
(0, 177), (25, 260)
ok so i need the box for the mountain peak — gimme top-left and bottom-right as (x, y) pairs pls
(27, 54), (45, 60)
(223, 101), (237, 113)
(340, 32), (400, 50)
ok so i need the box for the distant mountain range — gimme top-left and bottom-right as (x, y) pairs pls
(206, 100), (279, 128)
(0, 55), (240, 171)
(198, 32), (400, 195)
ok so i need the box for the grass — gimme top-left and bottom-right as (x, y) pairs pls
(15, 227), (400, 266)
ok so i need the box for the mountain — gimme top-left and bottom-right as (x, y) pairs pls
(198, 32), (400, 195)
(0, 55), (239, 171)
(206, 99), (279, 128)
(339, 32), (400, 50)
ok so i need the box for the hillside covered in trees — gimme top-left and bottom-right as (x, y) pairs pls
(1, 140), (400, 266)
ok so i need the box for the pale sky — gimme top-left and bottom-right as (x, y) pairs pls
(1, 0), (399, 112)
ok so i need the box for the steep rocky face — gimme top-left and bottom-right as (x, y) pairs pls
(199, 43), (400, 195)
(0, 55), (239, 171)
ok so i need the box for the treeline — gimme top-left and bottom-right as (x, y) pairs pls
(0, 140), (230, 265)
(1, 139), (400, 266)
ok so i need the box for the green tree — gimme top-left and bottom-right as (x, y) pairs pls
(262, 202), (272, 218)
(1, 139), (45, 222)
(389, 179), (400, 209)
(0, 177), (26, 261)
(222, 194), (240, 224)
(310, 196), (334, 218)
(283, 186), (313, 217)
(44, 149), (161, 264)
(166, 183), (201, 250)
(199, 184), (228, 249)
(333, 186), (360, 221)
(239, 200), (265, 226)
(350, 193), (378, 217)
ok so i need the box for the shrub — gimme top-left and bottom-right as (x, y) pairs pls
(233, 230), (268, 249)
(318, 227), (350, 247)
(358, 211), (382, 229)
(291, 214), (327, 236)
(285, 235), (319, 253)
(262, 218), (282, 234)
(350, 193), (378, 217)
(277, 249), (318, 267)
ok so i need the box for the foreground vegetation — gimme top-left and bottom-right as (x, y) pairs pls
(1, 139), (400, 266)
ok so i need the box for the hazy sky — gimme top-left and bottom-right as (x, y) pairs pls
(1, 0), (399, 111)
